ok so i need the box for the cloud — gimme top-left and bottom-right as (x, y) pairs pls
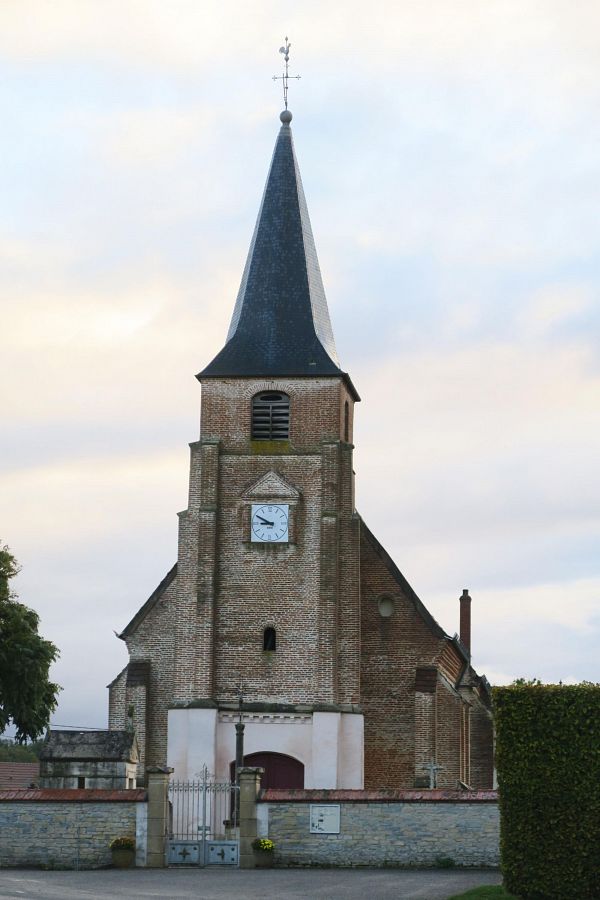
(61, 106), (221, 172)
(355, 338), (600, 488)
(518, 284), (595, 336)
(424, 578), (600, 686)
(1, 450), (187, 548)
(353, 335), (600, 612)
(0, 264), (237, 425)
(430, 578), (600, 636)
(2, 1), (599, 80)
(2, 0), (599, 729)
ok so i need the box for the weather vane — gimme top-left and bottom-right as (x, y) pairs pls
(273, 37), (301, 110)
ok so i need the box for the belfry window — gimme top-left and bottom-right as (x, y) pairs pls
(263, 627), (276, 652)
(252, 392), (290, 440)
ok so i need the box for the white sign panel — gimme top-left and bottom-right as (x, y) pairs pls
(309, 804), (341, 834)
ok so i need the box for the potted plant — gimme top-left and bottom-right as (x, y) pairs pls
(251, 837), (275, 868)
(110, 836), (136, 868)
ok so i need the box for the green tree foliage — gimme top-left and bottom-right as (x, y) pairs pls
(493, 682), (600, 900)
(0, 543), (61, 742)
(0, 737), (44, 761)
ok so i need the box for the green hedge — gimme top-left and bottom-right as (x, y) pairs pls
(493, 683), (600, 900)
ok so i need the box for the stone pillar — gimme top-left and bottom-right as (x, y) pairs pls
(145, 766), (173, 868)
(238, 767), (263, 869)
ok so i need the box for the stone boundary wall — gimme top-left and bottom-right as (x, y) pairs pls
(258, 789), (499, 868)
(0, 789), (147, 869)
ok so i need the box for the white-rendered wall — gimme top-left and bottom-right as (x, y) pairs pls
(167, 709), (363, 787)
(167, 709), (218, 779)
(215, 714), (312, 782)
(311, 712), (341, 788)
(339, 712), (364, 788)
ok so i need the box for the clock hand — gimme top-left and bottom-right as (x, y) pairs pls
(257, 516), (274, 526)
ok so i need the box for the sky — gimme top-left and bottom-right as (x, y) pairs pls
(1, 0), (599, 732)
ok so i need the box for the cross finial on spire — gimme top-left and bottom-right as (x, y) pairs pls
(273, 36), (301, 115)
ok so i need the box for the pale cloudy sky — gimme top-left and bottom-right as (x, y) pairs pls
(1, 1), (599, 731)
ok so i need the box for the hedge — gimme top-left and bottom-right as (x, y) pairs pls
(493, 683), (600, 900)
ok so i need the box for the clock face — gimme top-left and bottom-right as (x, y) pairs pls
(251, 504), (289, 543)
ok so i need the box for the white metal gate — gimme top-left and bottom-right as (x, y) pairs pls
(167, 767), (239, 866)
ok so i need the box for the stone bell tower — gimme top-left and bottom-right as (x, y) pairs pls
(165, 109), (364, 787)
(108, 102), (494, 793)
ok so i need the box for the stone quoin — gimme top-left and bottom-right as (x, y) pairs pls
(108, 107), (494, 791)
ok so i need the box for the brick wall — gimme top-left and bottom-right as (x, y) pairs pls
(129, 579), (177, 780)
(110, 376), (361, 762)
(108, 372), (493, 791)
(360, 531), (440, 788)
(0, 789), (146, 869)
(436, 678), (463, 786)
(470, 701), (494, 788)
(360, 527), (494, 790)
(259, 789), (499, 867)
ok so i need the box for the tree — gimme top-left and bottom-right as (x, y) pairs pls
(0, 737), (44, 761)
(0, 543), (61, 742)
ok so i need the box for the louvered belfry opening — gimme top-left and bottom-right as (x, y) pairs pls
(252, 392), (290, 440)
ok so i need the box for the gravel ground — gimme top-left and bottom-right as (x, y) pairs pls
(0, 867), (502, 900)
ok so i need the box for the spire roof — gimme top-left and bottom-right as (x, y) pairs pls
(199, 113), (358, 398)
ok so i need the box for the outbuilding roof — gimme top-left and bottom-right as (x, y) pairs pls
(39, 729), (137, 762)
(0, 762), (39, 790)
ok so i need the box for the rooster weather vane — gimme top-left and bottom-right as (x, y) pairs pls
(273, 37), (301, 110)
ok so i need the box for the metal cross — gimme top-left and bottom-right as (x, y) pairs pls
(421, 759), (444, 789)
(273, 37), (301, 110)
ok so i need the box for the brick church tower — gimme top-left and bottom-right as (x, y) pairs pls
(108, 109), (494, 791)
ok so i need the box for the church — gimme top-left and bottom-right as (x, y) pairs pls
(108, 105), (494, 792)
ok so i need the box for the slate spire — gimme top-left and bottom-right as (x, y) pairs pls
(199, 111), (356, 395)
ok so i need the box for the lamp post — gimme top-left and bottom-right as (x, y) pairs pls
(234, 680), (245, 828)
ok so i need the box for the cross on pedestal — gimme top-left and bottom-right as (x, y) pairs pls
(421, 759), (444, 789)
(234, 679), (245, 828)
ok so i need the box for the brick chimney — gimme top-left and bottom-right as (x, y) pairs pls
(459, 589), (472, 656)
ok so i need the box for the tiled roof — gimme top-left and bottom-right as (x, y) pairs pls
(118, 563), (176, 640)
(39, 729), (137, 762)
(0, 762), (40, 790)
(199, 115), (358, 399)
(258, 789), (498, 803)
(0, 788), (146, 802)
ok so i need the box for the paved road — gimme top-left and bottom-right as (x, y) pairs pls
(0, 868), (501, 900)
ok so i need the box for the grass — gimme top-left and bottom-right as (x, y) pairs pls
(447, 887), (520, 900)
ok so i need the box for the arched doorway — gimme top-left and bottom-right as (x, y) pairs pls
(230, 752), (304, 789)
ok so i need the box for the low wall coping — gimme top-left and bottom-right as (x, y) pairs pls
(0, 788), (147, 802)
(258, 789), (498, 803)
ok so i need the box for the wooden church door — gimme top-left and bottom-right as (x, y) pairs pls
(231, 752), (304, 789)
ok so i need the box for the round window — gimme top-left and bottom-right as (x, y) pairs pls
(377, 596), (394, 618)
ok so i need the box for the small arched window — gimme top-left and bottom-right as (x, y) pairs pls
(377, 595), (395, 618)
(344, 400), (350, 442)
(263, 627), (276, 652)
(252, 392), (290, 440)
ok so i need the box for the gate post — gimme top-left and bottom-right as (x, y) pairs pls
(238, 766), (264, 869)
(146, 765), (173, 868)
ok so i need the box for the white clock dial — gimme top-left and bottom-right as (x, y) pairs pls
(251, 504), (289, 543)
